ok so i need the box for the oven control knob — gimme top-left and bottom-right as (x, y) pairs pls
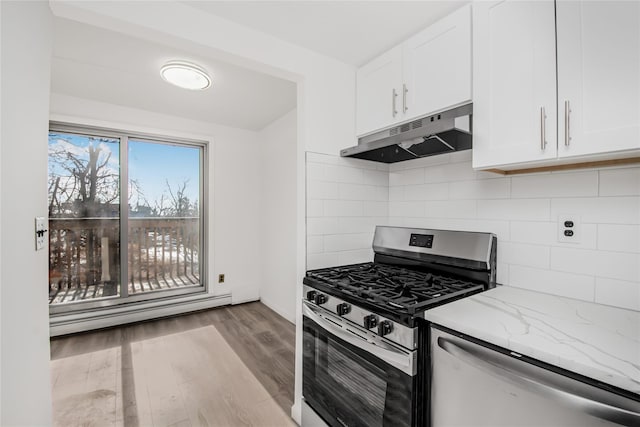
(377, 320), (393, 337)
(363, 314), (378, 329)
(314, 293), (327, 305)
(306, 290), (317, 302)
(336, 303), (351, 316)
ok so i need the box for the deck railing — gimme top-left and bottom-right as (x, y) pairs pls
(48, 217), (200, 304)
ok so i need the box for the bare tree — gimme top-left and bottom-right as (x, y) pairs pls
(48, 135), (120, 286)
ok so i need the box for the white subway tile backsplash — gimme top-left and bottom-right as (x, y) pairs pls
(307, 152), (386, 171)
(306, 155), (639, 312)
(511, 221), (555, 245)
(511, 171), (598, 198)
(307, 252), (339, 270)
(497, 263), (509, 284)
(325, 165), (364, 184)
(500, 242), (550, 269)
(449, 178), (510, 200)
(324, 200), (363, 217)
(598, 224), (640, 253)
(337, 217), (377, 234)
(324, 233), (373, 252)
(509, 265), (595, 302)
(307, 235), (323, 254)
(364, 201), (388, 217)
(389, 186), (405, 201)
(599, 168), (640, 196)
(401, 217), (439, 229)
(338, 183), (375, 201)
(389, 154), (451, 172)
(374, 186), (389, 201)
(390, 201), (425, 217)
(307, 217), (339, 235)
(307, 180), (338, 200)
(551, 197), (640, 224)
(338, 249), (375, 265)
(404, 183), (449, 201)
(595, 252), (640, 283)
(306, 162), (325, 180)
(306, 199), (323, 217)
(424, 200), (477, 219)
(363, 169), (389, 186)
(449, 150), (473, 164)
(595, 278), (640, 311)
(389, 168), (425, 186)
(477, 199), (551, 221)
(510, 221), (597, 250)
(550, 247), (598, 276)
(425, 161), (477, 183)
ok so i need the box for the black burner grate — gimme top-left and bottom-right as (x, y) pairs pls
(306, 262), (484, 314)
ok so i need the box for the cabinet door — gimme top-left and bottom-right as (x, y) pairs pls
(472, 0), (557, 170)
(356, 46), (403, 136)
(557, 0), (640, 158)
(403, 5), (472, 121)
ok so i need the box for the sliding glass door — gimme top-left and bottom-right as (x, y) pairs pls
(48, 124), (206, 312)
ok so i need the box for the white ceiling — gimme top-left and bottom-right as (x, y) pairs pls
(182, 1), (470, 66)
(51, 1), (470, 130)
(51, 17), (297, 131)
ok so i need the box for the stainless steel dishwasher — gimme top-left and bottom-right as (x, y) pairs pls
(430, 326), (640, 426)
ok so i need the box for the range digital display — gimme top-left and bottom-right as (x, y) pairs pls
(409, 233), (434, 248)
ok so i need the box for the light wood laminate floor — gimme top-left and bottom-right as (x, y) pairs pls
(50, 302), (297, 427)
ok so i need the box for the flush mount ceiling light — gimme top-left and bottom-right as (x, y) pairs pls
(160, 61), (211, 90)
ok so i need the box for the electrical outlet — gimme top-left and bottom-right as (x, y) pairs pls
(218, 274), (225, 283)
(558, 215), (581, 243)
(35, 217), (47, 251)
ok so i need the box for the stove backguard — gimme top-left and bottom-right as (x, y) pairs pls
(372, 226), (497, 289)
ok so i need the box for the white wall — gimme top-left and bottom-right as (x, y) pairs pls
(0, 1), (54, 425)
(50, 93), (265, 305)
(42, 2), (358, 422)
(259, 110), (298, 323)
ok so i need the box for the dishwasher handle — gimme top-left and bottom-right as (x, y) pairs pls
(437, 335), (640, 426)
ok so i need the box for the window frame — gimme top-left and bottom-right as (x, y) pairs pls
(48, 121), (209, 314)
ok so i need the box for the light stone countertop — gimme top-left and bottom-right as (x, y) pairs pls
(424, 285), (640, 394)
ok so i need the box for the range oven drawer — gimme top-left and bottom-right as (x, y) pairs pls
(302, 302), (423, 427)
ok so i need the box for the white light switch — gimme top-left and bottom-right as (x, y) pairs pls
(35, 217), (47, 251)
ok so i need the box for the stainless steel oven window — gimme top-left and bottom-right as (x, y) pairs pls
(48, 122), (208, 314)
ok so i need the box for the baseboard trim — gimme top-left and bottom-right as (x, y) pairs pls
(50, 293), (232, 336)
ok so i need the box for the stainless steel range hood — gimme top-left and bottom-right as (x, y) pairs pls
(341, 103), (472, 164)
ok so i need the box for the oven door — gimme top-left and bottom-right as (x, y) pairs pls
(302, 301), (418, 427)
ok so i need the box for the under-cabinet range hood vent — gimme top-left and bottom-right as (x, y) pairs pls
(341, 104), (473, 164)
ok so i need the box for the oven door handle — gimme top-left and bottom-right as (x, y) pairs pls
(303, 302), (416, 376)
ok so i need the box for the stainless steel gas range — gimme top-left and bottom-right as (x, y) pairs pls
(301, 226), (497, 427)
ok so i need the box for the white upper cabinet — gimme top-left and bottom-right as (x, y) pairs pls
(473, 0), (640, 171)
(356, 5), (472, 137)
(356, 46), (403, 136)
(472, 0), (558, 169)
(403, 5), (472, 122)
(556, 0), (640, 158)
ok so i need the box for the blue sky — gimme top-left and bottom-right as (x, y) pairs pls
(128, 139), (200, 208)
(48, 132), (200, 211)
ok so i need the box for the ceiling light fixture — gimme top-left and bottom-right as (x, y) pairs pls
(160, 61), (211, 90)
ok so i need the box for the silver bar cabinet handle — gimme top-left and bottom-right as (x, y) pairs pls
(392, 88), (398, 117)
(403, 83), (408, 113)
(565, 100), (571, 146)
(540, 106), (547, 150)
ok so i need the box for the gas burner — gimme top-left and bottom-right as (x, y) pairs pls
(307, 262), (485, 314)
